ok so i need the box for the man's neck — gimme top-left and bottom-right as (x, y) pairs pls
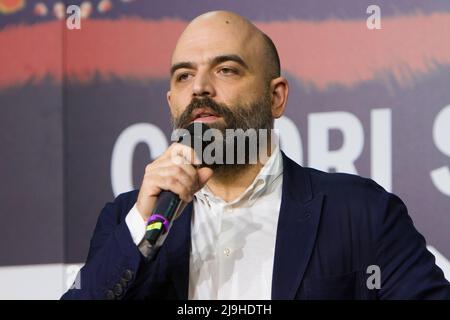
(205, 145), (274, 203)
(205, 164), (263, 203)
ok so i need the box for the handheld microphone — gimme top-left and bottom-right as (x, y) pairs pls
(139, 122), (210, 261)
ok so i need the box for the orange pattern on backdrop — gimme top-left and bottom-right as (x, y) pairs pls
(1, 14), (450, 89)
(0, 0), (25, 14)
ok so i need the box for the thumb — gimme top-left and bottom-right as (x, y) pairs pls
(197, 167), (214, 188)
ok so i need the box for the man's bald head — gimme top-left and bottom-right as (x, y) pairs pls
(167, 10), (289, 137)
(260, 32), (281, 82)
(172, 10), (280, 83)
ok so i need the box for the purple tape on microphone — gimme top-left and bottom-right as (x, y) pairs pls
(147, 214), (170, 234)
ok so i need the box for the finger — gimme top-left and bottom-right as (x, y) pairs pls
(154, 174), (193, 202)
(146, 155), (200, 192)
(156, 166), (196, 200)
(197, 167), (214, 189)
(168, 143), (201, 166)
(156, 155), (198, 180)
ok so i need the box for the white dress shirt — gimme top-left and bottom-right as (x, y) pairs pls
(125, 146), (283, 299)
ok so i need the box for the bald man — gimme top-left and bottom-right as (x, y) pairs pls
(62, 11), (450, 300)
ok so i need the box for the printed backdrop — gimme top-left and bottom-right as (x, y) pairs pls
(0, 0), (449, 298)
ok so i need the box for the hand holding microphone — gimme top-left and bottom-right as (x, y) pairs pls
(135, 143), (212, 221)
(135, 123), (213, 260)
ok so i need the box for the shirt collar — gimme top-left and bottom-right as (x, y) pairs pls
(195, 145), (283, 207)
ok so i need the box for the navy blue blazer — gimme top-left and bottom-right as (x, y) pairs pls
(62, 152), (450, 300)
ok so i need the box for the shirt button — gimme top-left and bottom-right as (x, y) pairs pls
(122, 269), (134, 281)
(113, 283), (123, 297)
(223, 248), (231, 256)
(105, 290), (115, 300)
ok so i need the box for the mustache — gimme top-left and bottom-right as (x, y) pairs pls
(173, 97), (235, 129)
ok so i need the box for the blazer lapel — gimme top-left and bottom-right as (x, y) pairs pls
(165, 201), (193, 299)
(272, 153), (324, 299)
(163, 152), (324, 300)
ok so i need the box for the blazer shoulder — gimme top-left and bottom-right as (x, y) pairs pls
(114, 189), (140, 209)
(281, 153), (389, 205)
(304, 166), (388, 200)
(98, 189), (140, 223)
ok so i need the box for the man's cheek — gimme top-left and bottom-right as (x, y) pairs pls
(173, 107), (187, 119)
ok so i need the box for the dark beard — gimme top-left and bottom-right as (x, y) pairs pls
(171, 95), (273, 177)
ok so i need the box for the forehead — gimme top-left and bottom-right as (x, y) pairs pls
(171, 20), (263, 68)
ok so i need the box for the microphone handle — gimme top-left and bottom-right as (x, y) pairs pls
(140, 191), (187, 261)
(139, 122), (209, 260)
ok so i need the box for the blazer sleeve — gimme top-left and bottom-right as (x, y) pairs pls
(375, 191), (450, 299)
(61, 193), (165, 300)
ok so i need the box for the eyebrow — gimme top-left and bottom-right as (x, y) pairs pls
(170, 62), (194, 76)
(170, 54), (249, 76)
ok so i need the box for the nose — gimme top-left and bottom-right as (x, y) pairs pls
(192, 70), (215, 98)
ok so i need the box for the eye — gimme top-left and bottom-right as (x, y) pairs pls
(176, 72), (192, 82)
(218, 67), (238, 75)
